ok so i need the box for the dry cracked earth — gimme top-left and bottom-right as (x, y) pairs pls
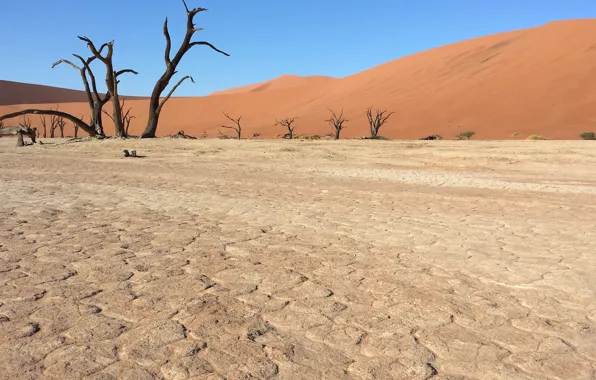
(0, 138), (595, 380)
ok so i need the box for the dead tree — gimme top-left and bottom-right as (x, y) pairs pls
(103, 97), (135, 137)
(366, 106), (394, 139)
(39, 116), (48, 138)
(326, 108), (348, 140)
(141, 1), (230, 138)
(0, 110), (96, 138)
(78, 36), (138, 137)
(275, 117), (297, 139)
(19, 115), (32, 130)
(52, 46), (113, 137)
(220, 112), (242, 140)
(56, 116), (66, 138)
(73, 118), (81, 138)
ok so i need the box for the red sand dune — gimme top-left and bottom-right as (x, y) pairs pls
(1, 20), (596, 139)
(208, 74), (335, 96)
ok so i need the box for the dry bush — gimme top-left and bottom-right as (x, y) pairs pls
(526, 135), (548, 140)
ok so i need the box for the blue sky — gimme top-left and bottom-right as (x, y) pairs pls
(1, 1), (595, 96)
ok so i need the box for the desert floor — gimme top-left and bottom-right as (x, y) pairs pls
(0, 138), (595, 380)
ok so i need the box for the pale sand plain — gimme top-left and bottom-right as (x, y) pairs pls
(0, 138), (595, 379)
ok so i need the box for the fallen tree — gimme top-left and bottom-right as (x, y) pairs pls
(141, 1), (229, 138)
(0, 109), (95, 136)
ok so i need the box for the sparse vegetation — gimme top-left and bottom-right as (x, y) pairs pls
(295, 134), (322, 140)
(168, 130), (197, 139)
(419, 134), (442, 140)
(275, 117), (297, 139)
(456, 131), (475, 140)
(220, 112), (242, 140)
(366, 106), (394, 139)
(580, 132), (596, 140)
(326, 108), (348, 140)
(526, 135), (548, 140)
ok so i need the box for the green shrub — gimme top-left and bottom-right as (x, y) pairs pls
(526, 135), (547, 140)
(580, 132), (596, 140)
(456, 131), (475, 140)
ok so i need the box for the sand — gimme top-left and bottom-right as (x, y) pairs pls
(2, 19), (596, 140)
(1, 137), (595, 379)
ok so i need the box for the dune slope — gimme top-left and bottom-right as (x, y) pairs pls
(1, 20), (595, 139)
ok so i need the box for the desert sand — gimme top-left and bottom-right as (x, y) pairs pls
(2, 19), (596, 139)
(1, 137), (595, 379)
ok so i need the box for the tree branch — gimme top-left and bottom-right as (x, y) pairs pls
(78, 36), (113, 62)
(0, 109), (95, 136)
(188, 41), (230, 56)
(52, 59), (81, 71)
(163, 18), (172, 65)
(115, 69), (139, 77)
(71, 53), (105, 103)
(157, 75), (195, 112)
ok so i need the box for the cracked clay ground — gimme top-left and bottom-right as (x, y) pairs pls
(0, 138), (595, 380)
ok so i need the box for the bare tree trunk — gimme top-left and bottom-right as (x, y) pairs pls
(366, 107), (394, 139)
(74, 124), (79, 138)
(78, 36), (137, 137)
(141, 1), (229, 138)
(275, 117), (296, 139)
(221, 112), (242, 140)
(16, 134), (24, 147)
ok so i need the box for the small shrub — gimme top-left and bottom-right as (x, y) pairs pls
(295, 134), (322, 140)
(456, 131), (475, 140)
(420, 134), (442, 140)
(526, 135), (548, 140)
(512, 132), (519, 137)
(580, 132), (596, 140)
(168, 130), (197, 139)
(361, 135), (391, 140)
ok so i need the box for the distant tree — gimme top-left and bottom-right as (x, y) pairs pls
(39, 116), (48, 138)
(220, 112), (242, 140)
(326, 108), (348, 140)
(141, 0), (230, 138)
(366, 106), (394, 139)
(580, 132), (596, 140)
(56, 116), (66, 138)
(275, 117), (297, 139)
(103, 97), (135, 137)
(19, 115), (32, 130)
(456, 131), (475, 140)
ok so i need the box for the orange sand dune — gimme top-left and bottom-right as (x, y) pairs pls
(209, 74), (335, 96)
(2, 19), (596, 139)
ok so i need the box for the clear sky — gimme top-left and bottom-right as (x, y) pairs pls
(1, 0), (595, 96)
